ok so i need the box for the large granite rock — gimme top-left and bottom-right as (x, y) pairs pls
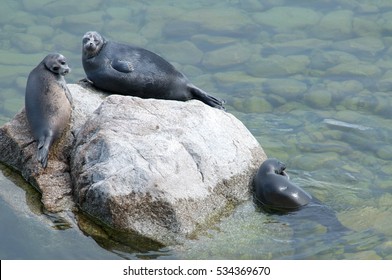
(0, 83), (266, 245)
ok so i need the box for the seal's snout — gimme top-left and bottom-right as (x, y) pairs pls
(85, 41), (96, 52)
(62, 67), (71, 76)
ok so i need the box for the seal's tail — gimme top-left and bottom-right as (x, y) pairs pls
(37, 136), (52, 169)
(188, 85), (225, 110)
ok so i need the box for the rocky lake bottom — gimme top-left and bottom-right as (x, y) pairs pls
(1, 0), (392, 259)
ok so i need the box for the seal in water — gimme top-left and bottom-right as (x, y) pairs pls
(253, 158), (348, 234)
(25, 53), (72, 168)
(253, 158), (312, 211)
(81, 31), (224, 109)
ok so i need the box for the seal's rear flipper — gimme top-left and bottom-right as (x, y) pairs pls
(188, 85), (225, 110)
(37, 136), (52, 169)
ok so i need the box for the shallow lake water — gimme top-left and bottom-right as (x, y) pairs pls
(1, 0), (392, 259)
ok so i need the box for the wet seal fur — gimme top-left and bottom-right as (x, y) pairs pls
(253, 158), (312, 211)
(25, 53), (72, 168)
(81, 31), (225, 109)
(253, 158), (349, 234)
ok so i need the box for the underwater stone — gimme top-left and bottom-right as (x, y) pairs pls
(111, 32), (148, 47)
(289, 153), (339, 172)
(239, 0), (265, 11)
(246, 54), (310, 77)
(41, 0), (104, 16)
(339, 206), (392, 236)
(15, 76), (27, 90)
(263, 78), (308, 99)
(106, 7), (132, 21)
(378, 193), (392, 208)
(276, 101), (308, 113)
(357, 3), (379, 13)
(263, 39), (331, 56)
(253, 7), (321, 30)
(233, 96), (273, 114)
(326, 80), (364, 95)
(162, 20), (201, 39)
(0, 66), (32, 87)
(145, 4), (184, 22)
(104, 20), (138, 36)
(304, 89), (332, 108)
(213, 71), (267, 89)
(344, 251), (382, 260)
(372, 92), (392, 118)
(353, 17), (382, 37)
(377, 70), (392, 92)
(22, 0), (55, 12)
(0, 50), (43, 66)
(191, 34), (238, 48)
(52, 31), (79, 52)
(180, 8), (255, 35)
(376, 145), (392, 160)
(326, 62), (381, 78)
(11, 33), (43, 53)
(154, 41), (203, 65)
(0, 1), (17, 24)
(377, 11), (392, 32)
(313, 10), (353, 39)
(202, 44), (254, 69)
(63, 11), (105, 31)
(27, 25), (55, 40)
(334, 37), (385, 57)
(140, 21), (166, 40)
(310, 50), (358, 70)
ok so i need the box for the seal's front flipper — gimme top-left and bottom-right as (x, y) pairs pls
(111, 59), (134, 73)
(37, 136), (52, 169)
(188, 85), (225, 110)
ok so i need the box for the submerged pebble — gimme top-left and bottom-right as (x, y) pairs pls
(334, 37), (385, 57)
(11, 33), (43, 53)
(263, 78), (307, 99)
(181, 7), (255, 35)
(326, 62), (382, 78)
(63, 11), (105, 31)
(154, 41), (203, 65)
(253, 7), (321, 30)
(376, 145), (392, 160)
(27, 25), (55, 40)
(303, 89), (332, 108)
(202, 44), (254, 69)
(246, 54), (310, 78)
(312, 10), (353, 39)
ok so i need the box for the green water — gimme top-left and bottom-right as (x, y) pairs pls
(1, 0), (392, 259)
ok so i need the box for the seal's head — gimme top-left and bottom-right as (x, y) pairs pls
(260, 158), (288, 177)
(254, 158), (311, 211)
(82, 31), (105, 59)
(43, 53), (70, 76)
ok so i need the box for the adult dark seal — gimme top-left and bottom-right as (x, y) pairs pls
(81, 31), (225, 109)
(253, 158), (312, 211)
(253, 158), (348, 234)
(25, 53), (72, 169)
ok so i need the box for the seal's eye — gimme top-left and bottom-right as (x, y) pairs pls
(52, 66), (59, 71)
(60, 61), (66, 65)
